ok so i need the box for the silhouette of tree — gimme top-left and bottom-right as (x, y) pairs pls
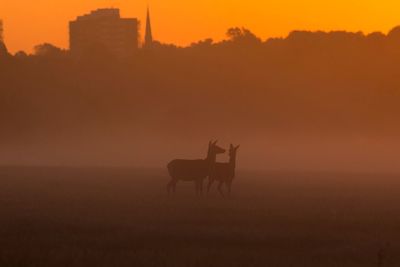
(367, 32), (385, 40)
(34, 43), (64, 57)
(190, 38), (214, 49)
(388, 26), (400, 39)
(0, 41), (9, 57)
(150, 40), (178, 50)
(14, 51), (28, 59)
(2, 26), (400, 140)
(226, 27), (262, 44)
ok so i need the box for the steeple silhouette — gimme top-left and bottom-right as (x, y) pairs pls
(144, 7), (153, 48)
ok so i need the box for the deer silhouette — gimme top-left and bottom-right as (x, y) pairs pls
(167, 141), (226, 195)
(207, 144), (240, 196)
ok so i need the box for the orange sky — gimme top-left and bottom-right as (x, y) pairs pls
(2, 0), (400, 53)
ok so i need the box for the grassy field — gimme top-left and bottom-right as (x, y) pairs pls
(0, 166), (399, 266)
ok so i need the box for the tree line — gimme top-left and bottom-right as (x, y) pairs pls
(2, 26), (400, 140)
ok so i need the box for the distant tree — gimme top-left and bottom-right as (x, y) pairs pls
(0, 41), (9, 57)
(149, 40), (179, 51)
(388, 26), (400, 41)
(366, 32), (385, 44)
(155, 40), (178, 49)
(34, 43), (64, 57)
(190, 38), (214, 49)
(285, 30), (365, 50)
(14, 50), (28, 58)
(367, 32), (385, 39)
(226, 27), (262, 44)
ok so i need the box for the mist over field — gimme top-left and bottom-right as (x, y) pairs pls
(2, 28), (400, 171)
(0, 166), (398, 267)
(2, 23), (400, 266)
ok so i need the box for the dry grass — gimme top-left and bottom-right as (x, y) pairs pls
(0, 167), (399, 266)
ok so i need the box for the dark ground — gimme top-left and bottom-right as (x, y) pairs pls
(0, 166), (399, 266)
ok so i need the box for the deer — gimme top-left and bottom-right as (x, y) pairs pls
(167, 141), (226, 195)
(207, 144), (240, 197)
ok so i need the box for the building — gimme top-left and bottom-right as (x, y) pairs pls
(144, 7), (153, 48)
(69, 8), (139, 59)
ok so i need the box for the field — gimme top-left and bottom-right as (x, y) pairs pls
(0, 166), (399, 266)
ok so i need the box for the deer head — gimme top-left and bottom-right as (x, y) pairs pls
(229, 144), (240, 158)
(210, 140), (226, 155)
(208, 140), (226, 158)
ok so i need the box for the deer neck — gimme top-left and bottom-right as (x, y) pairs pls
(229, 154), (236, 170)
(206, 152), (217, 164)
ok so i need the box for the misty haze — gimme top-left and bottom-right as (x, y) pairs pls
(1, 5), (400, 267)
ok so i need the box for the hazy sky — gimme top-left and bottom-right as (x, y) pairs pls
(2, 0), (400, 53)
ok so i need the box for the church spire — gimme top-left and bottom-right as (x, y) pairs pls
(144, 6), (153, 48)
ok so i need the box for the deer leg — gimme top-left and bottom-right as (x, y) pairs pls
(227, 181), (232, 196)
(167, 179), (177, 194)
(195, 180), (199, 195)
(170, 179), (177, 194)
(167, 180), (173, 194)
(172, 180), (177, 193)
(217, 181), (224, 197)
(199, 180), (204, 196)
(207, 179), (214, 194)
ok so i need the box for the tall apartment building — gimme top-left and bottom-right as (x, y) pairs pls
(69, 9), (139, 59)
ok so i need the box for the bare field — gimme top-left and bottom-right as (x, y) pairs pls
(0, 166), (399, 266)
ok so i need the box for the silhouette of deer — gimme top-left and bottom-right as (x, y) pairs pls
(207, 144), (240, 196)
(167, 141), (226, 195)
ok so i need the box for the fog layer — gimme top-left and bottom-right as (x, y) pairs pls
(1, 28), (400, 172)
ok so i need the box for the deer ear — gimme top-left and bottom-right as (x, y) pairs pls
(230, 144), (234, 149)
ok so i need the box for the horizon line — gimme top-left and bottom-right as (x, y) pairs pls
(4, 24), (400, 54)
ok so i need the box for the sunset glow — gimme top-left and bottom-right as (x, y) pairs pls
(2, 0), (400, 53)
